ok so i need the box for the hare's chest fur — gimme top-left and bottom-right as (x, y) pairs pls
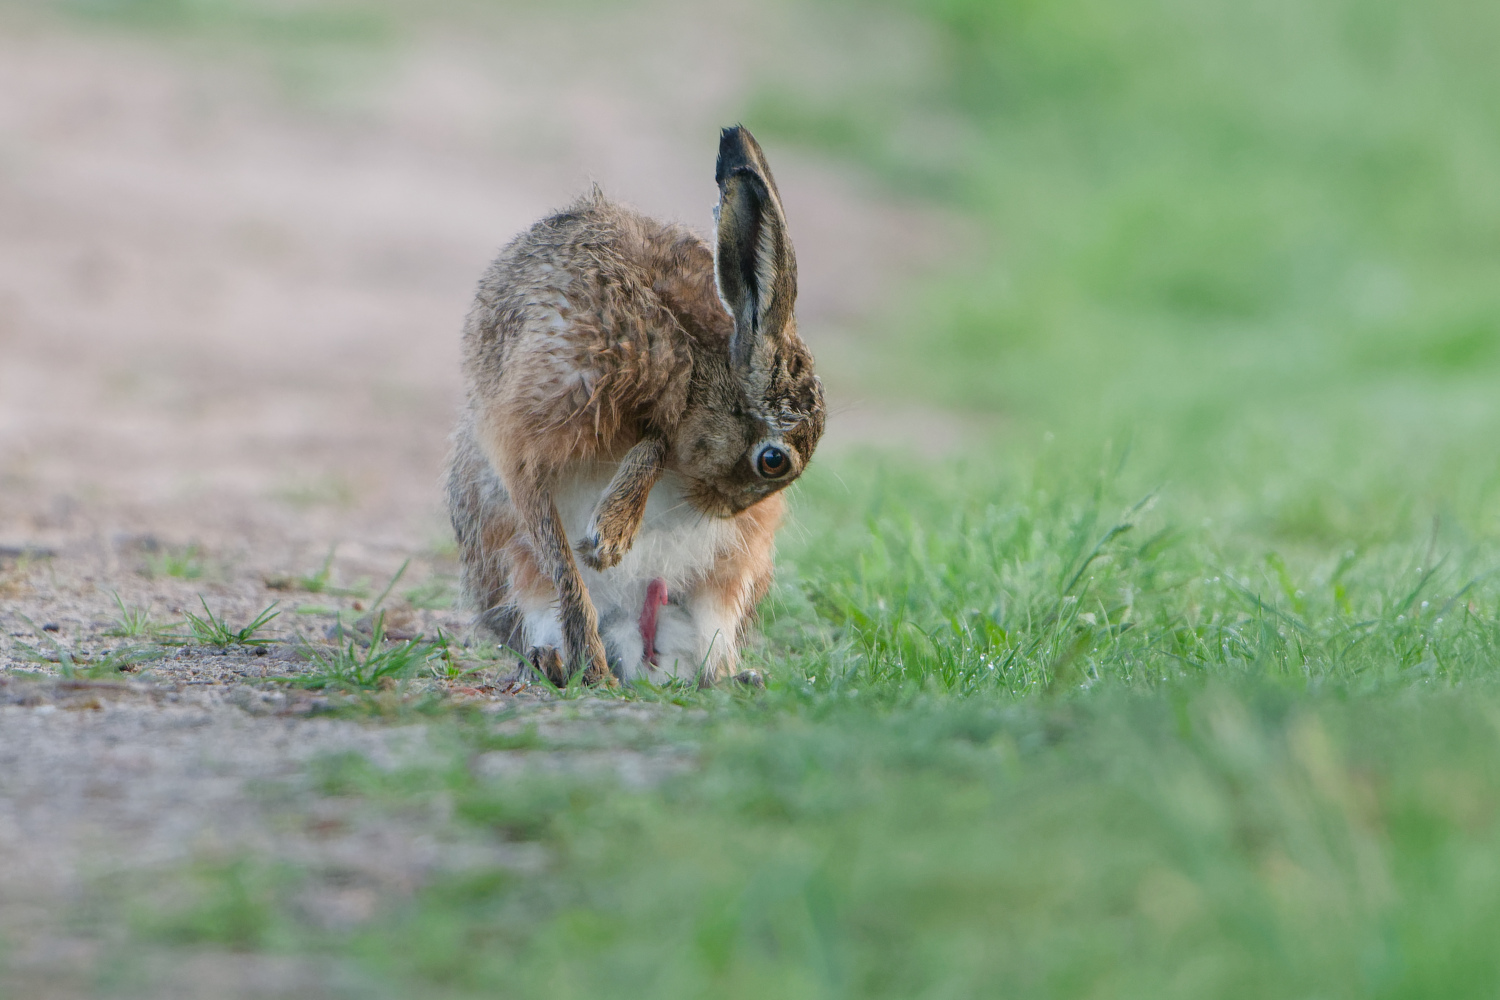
(526, 465), (739, 682)
(553, 465), (733, 596)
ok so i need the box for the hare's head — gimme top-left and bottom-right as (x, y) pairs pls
(678, 126), (825, 517)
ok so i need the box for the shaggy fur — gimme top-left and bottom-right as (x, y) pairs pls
(447, 127), (824, 685)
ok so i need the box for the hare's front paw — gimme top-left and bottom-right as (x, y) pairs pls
(575, 530), (627, 572)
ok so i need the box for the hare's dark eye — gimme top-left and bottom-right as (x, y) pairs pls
(756, 445), (791, 479)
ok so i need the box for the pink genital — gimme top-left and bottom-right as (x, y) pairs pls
(638, 577), (669, 666)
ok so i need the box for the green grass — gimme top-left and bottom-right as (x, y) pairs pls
(163, 598), (281, 648)
(112, 444), (1500, 995)
(127, 682), (1500, 998)
(16, 615), (167, 678)
(765, 457), (1500, 700)
(105, 592), (159, 639)
(291, 611), (440, 690)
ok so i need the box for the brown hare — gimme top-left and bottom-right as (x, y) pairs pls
(446, 126), (824, 686)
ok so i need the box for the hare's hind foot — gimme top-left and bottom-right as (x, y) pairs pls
(527, 644), (616, 689)
(527, 645), (567, 686)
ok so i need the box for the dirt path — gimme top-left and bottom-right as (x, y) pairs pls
(0, 677), (702, 997)
(0, 4), (956, 992)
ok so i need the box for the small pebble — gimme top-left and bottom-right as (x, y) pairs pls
(42, 623), (60, 632)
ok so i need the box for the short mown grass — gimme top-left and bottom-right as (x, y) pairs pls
(768, 456), (1500, 701)
(117, 448), (1500, 998)
(127, 673), (1500, 998)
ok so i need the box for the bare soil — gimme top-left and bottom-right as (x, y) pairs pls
(0, 4), (960, 993)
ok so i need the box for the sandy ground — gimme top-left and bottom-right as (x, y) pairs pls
(0, 3), (958, 993)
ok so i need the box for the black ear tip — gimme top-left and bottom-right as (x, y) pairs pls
(716, 124), (757, 185)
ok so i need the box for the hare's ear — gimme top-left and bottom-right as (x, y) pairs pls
(714, 125), (798, 373)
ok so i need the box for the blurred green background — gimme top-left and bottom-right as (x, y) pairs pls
(758, 0), (1500, 529)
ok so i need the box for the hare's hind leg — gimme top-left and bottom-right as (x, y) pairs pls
(576, 435), (667, 572)
(447, 421), (528, 649)
(460, 408), (613, 684)
(507, 474), (612, 684)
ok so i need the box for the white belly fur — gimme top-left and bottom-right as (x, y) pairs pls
(518, 463), (739, 683)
